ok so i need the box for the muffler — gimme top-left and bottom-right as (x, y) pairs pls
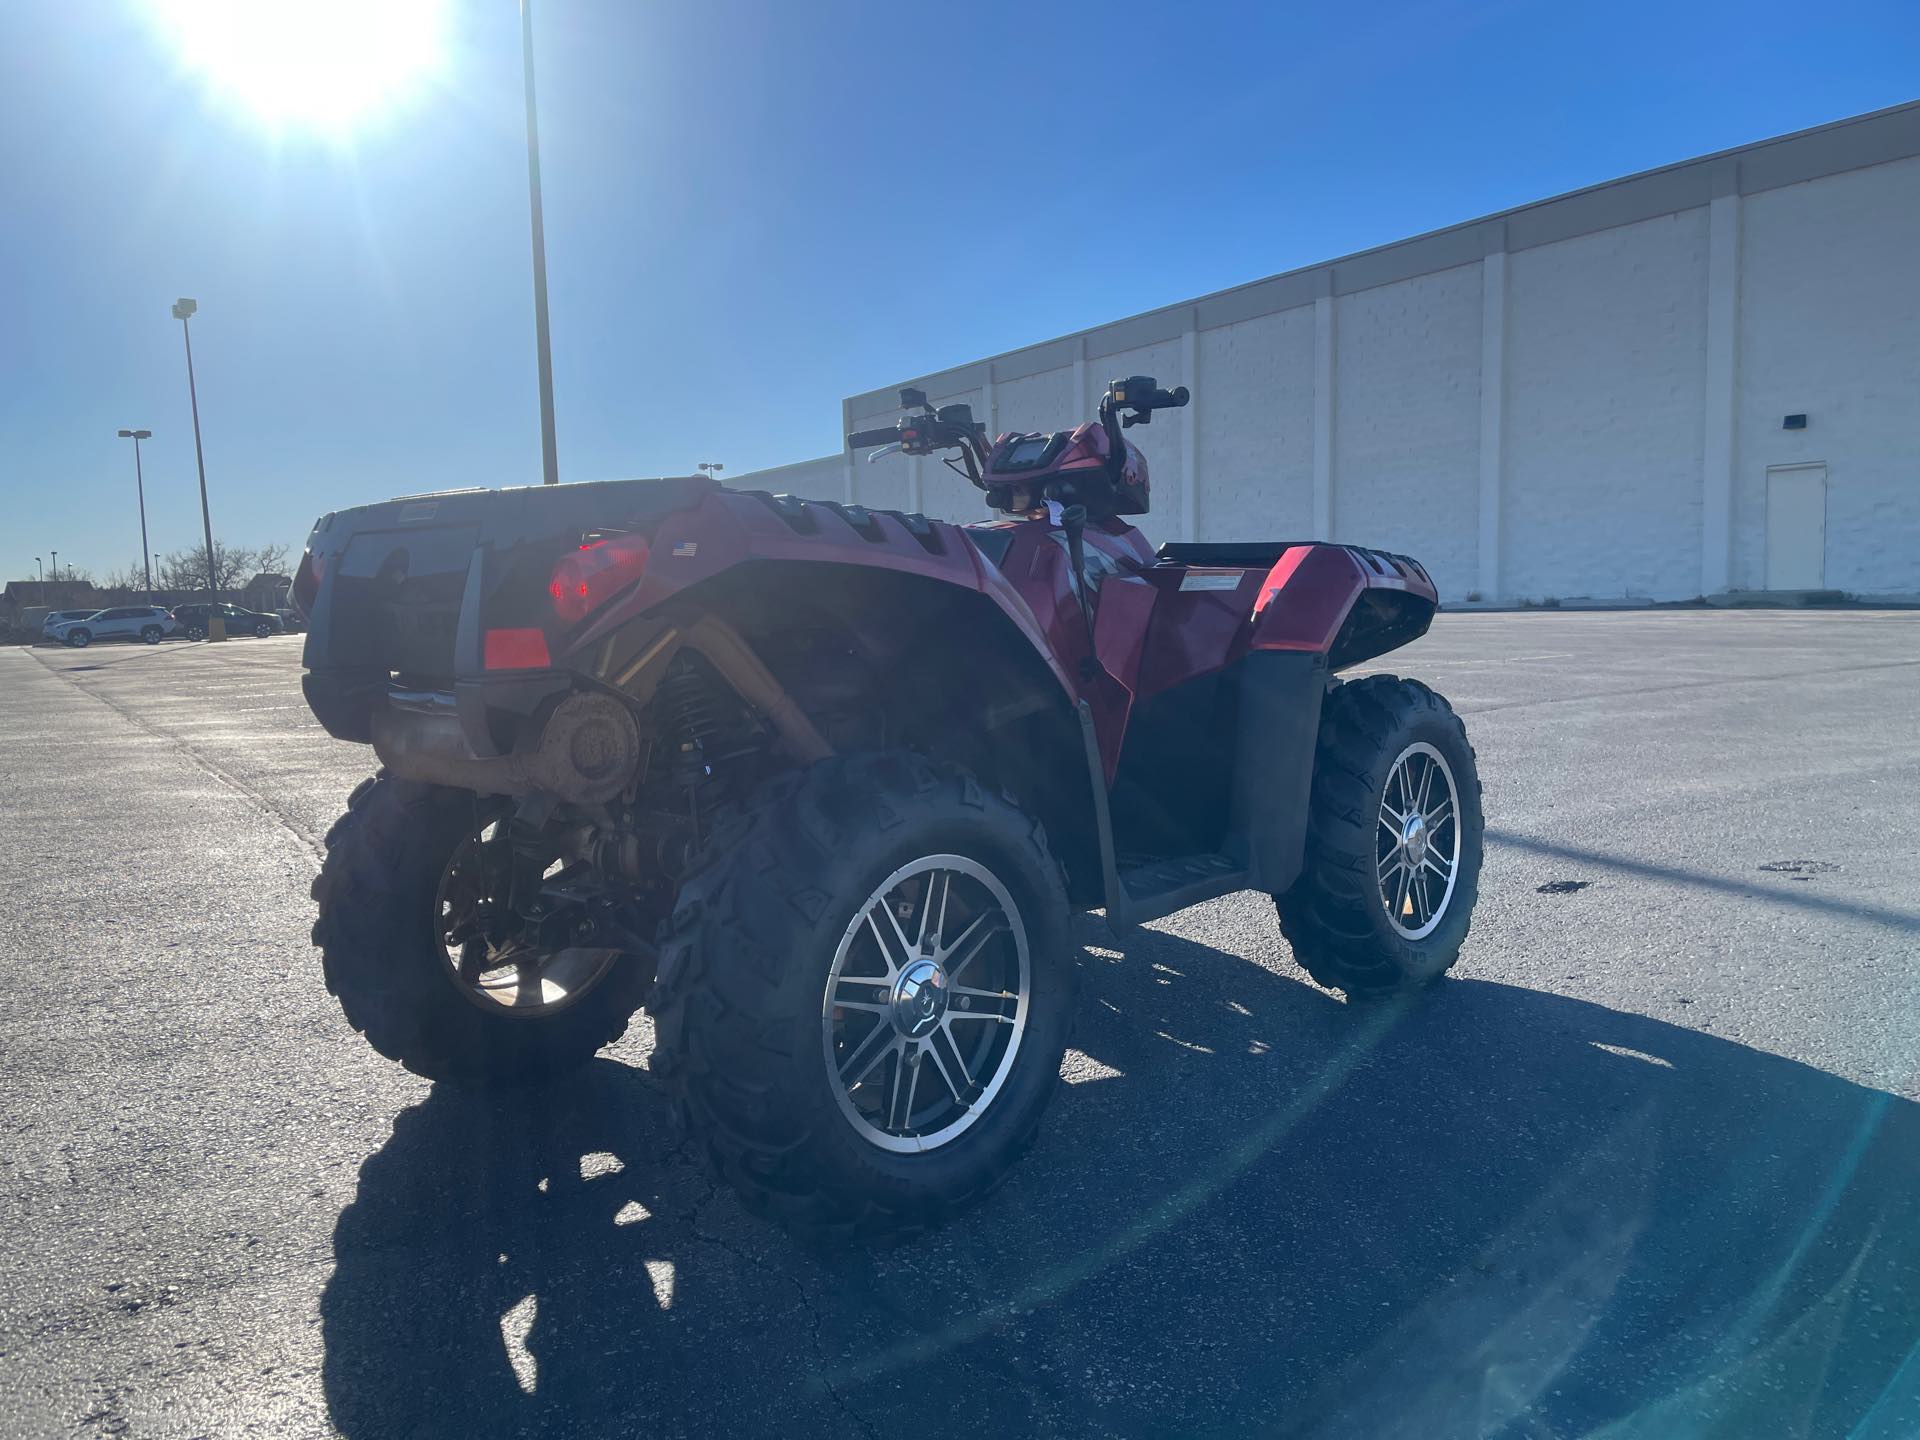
(371, 688), (641, 804)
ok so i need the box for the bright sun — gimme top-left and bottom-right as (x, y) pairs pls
(146, 0), (449, 136)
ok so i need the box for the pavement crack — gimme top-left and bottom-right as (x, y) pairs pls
(683, 1181), (879, 1440)
(22, 648), (325, 868)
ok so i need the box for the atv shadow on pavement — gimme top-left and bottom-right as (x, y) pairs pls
(321, 918), (1920, 1439)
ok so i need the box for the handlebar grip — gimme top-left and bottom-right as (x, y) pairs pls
(847, 426), (897, 449)
(1159, 386), (1190, 408)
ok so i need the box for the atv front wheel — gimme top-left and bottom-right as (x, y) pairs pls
(1274, 675), (1484, 998)
(650, 753), (1075, 1238)
(311, 774), (649, 1084)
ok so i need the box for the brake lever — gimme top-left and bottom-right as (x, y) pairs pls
(866, 442), (906, 463)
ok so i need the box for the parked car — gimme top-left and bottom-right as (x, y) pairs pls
(47, 606), (177, 648)
(274, 607), (305, 635)
(40, 609), (101, 642)
(170, 603), (284, 640)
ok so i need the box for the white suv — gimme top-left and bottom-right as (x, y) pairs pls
(39, 609), (100, 640)
(48, 606), (177, 648)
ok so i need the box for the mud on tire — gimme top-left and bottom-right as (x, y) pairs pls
(1274, 675), (1484, 998)
(311, 774), (649, 1084)
(649, 752), (1075, 1239)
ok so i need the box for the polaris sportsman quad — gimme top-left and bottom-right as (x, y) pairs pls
(296, 376), (1483, 1234)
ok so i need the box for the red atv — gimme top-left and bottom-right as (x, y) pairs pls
(296, 377), (1482, 1234)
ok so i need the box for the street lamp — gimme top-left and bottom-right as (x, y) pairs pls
(521, 0), (559, 486)
(51, 550), (58, 584)
(35, 556), (41, 582)
(172, 298), (225, 641)
(117, 428), (155, 602)
(698, 462), (725, 481)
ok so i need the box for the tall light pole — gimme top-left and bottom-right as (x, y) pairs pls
(117, 428), (155, 602)
(35, 556), (41, 583)
(521, 0), (560, 486)
(173, 297), (225, 641)
(51, 550), (58, 584)
(698, 462), (725, 482)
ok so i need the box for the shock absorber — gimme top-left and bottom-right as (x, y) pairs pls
(659, 654), (723, 751)
(659, 655), (719, 793)
(658, 652), (765, 778)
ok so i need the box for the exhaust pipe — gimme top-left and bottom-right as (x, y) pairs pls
(372, 688), (641, 804)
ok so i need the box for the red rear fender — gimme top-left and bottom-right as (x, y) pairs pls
(1248, 544), (1437, 668)
(566, 488), (1077, 697)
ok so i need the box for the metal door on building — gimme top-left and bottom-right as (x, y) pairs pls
(1765, 463), (1827, 590)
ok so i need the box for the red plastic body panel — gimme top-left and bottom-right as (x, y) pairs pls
(1247, 545), (1437, 653)
(562, 485), (1435, 784)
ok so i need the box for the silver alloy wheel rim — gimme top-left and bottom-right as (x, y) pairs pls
(1378, 741), (1461, 941)
(435, 821), (617, 1018)
(822, 854), (1031, 1154)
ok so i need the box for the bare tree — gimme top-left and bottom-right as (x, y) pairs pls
(160, 540), (258, 594)
(156, 540), (302, 594)
(103, 560), (154, 592)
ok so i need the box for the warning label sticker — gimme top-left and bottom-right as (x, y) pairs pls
(1178, 569), (1245, 592)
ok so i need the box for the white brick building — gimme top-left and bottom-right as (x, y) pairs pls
(742, 103), (1920, 604)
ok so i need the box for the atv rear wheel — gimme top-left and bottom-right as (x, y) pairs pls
(650, 753), (1075, 1238)
(311, 774), (649, 1084)
(1274, 675), (1483, 998)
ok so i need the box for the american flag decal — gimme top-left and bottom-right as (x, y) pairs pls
(671, 542), (698, 558)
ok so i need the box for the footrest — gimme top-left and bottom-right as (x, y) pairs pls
(1113, 852), (1250, 928)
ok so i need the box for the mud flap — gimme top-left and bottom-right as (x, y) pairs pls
(1232, 650), (1327, 895)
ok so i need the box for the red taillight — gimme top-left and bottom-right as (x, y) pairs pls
(291, 548), (326, 619)
(548, 533), (650, 624)
(484, 627), (552, 670)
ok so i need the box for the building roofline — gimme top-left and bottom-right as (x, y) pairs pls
(847, 99), (1920, 417)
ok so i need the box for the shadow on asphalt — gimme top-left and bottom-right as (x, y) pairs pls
(320, 930), (1920, 1439)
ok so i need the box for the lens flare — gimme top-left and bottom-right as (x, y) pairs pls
(145, 0), (449, 136)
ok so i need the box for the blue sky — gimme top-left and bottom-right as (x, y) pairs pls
(2, 0), (1917, 584)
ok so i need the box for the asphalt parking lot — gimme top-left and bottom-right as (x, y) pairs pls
(3, 610), (1918, 1439)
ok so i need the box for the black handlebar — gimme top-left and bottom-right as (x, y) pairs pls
(846, 426), (898, 449)
(1108, 376), (1188, 414)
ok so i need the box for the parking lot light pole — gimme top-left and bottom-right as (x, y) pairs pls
(51, 550), (58, 584)
(35, 556), (41, 582)
(172, 298), (225, 642)
(117, 429), (155, 602)
(521, 0), (560, 486)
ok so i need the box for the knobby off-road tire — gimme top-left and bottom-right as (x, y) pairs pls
(650, 752), (1075, 1239)
(311, 774), (649, 1085)
(1275, 675), (1484, 998)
